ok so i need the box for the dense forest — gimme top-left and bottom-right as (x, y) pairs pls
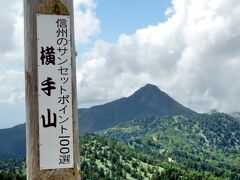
(1, 133), (239, 179)
(0, 158), (25, 180)
(103, 113), (240, 179)
(1, 85), (239, 179)
(0, 113), (240, 179)
(0, 135), (223, 180)
(79, 134), (224, 179)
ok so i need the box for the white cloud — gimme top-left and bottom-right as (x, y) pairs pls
(74, 0), (100, 44)
(0, 0), (100, 127)
(0, 0), (22, 52)
(0, 0), (23, 70)
(77, 0), (240, 113)
(0, 70), (24, 104)
(0, 0), (100, 102)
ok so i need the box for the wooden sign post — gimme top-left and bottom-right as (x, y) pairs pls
(24, 0), (80, 179)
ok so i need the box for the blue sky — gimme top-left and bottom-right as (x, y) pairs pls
(77, 0), (171, 54)
(95, 0), (170, 42)
(1, 0), (240, 128)
(0, 0), (171, 128)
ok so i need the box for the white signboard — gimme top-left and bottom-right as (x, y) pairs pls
(37, 14), (74, 170)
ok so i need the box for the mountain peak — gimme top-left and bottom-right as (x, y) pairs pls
(143, 83), (160, 89)
(140, 83), (161, 92)
(79, 83), (196, 134)
(132, 84), (163, 97)
(131, 84), (168, 101)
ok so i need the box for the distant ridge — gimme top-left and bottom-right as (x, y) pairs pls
(78, 84), (196, 134)
(0, 124), (26, 160)
(230, 112), (240, 121)
(0, 84), (196, 159)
